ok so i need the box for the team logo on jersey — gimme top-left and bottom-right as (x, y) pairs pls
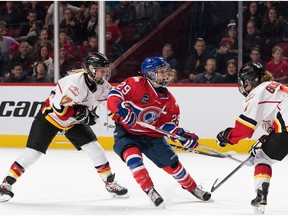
(69, 85), (80, 96)
(140, 94), (150, 104)
(60, 96), (73, 105)
(138, 106), (162, 123)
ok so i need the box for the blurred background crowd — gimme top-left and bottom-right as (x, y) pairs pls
(0, 1), (288, 84)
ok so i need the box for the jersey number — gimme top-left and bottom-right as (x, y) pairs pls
(116, 82), (131, 95)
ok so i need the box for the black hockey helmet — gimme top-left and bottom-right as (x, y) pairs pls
(238, 62), (264, 97)
(83, 53), (111, 84)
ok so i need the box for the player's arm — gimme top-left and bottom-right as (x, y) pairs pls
(217, 114), (256, 147)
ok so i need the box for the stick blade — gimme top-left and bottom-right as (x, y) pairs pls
(210, 178), (218, 192)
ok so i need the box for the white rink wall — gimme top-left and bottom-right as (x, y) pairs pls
(0, 84), (262, 150)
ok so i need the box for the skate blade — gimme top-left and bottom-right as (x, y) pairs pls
(254, 205), (265, 214)
(0, 194), (12, 202)
(109, 193), (130, 199)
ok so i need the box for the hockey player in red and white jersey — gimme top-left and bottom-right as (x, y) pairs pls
(107, 56), (211, 207)
(216, 62), (288, 213)
(0, 53), (128, 202)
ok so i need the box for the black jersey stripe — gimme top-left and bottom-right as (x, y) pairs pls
(239, 114), (257, 127)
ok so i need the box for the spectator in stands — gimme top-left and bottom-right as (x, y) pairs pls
(34, 28), (53, 56)
(82, 2), (98, 38)
(282, 22), (288, 42)
(243, 20), (265, 63)
(183, 38), (213, 82)
(0, 23), (19, 78)
(261, 6), (286, 60)
(134, 1), (162, 41)
(23, 1), (47, 23)
(2, 62), (31, 83)
(161, 43), (178, 71)
(60, 7), (84, 45)
(169, 69), (180, 84)
(246, 47), (266, 67)
(59, 45), (74, 78)
(221, 20), (238, 57)
(0, 1), (24, 29)
(213, 37), (236, 75)
(34, 45), (54, 78)
(243, 2), (263, 31)
(44, 2), (85, 29)
(112, 2), (136, 28)
(15, 9), (42, 46)
(111, 2), (136, 51)
(194, 58), (223, 83)
(106, 12), (123, 62)
(31, 61), (53, 83)
(60, 29), (73, 53)
(222, 59), (238, 83)
(9, 41), (34, 76)
(266, 45), (288, 83)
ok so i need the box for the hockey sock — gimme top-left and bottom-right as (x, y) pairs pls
(95, 162), (112, 182)
(3, 162), (25, 185)
(254, 163), (272, 191)
(163, 161), (197, 191)
(123, 146), (153, 191)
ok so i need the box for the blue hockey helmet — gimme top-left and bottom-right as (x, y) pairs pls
(140, 56), (171, 87)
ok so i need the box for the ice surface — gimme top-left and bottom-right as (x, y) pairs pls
(0, 148), (287, 215)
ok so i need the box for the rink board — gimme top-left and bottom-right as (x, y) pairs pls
(0, 84), (260, 153)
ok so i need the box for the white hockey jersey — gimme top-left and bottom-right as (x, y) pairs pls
(228, 81), (288, 144)
(42, 72), (111, 130)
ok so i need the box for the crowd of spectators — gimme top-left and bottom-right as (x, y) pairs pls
(0, 1), (181, 83)
(173, 1), (288, 84)
(0, 1), (288, 84)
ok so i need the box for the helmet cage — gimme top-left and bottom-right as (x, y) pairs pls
(86, 65), (111, 85)
(146, 66), (171, 87)
(141, 57), (171, 87)
(83, 53), (111, 85)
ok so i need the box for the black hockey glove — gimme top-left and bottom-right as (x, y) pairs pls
(216, 127), (233, 147)
(249, 135), (267, 157)
(74, 106), (99, 126)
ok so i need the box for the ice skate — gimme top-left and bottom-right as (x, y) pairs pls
(105, 173), (129, 198)
(190, 185), (212, 201)
(251, 182), (269, 214)
(145, 187), (164, 207)
(0, 182), (14, 202)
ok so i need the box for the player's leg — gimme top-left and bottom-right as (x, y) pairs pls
(0, 112), (59, 202)
(251, 132), (288, 213)
(113, 125), (162, 206)
(145, 137), (211, 201)
(65, 124), (128, 198)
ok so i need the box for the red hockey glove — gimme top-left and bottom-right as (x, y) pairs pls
(249, 135), (267, 157)
(216, 127), (233, 147)
(174, 128), (199, 149)
(117, 102), (136, 127)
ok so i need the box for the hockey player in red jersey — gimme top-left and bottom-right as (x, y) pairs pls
(216, 62), (288, 213)
(107, 56), (211, 207)
(0, 53), (128, 202)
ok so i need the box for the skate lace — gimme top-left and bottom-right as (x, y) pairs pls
(0, 183), (12, 191)
(147, 188), (160, 202)
(106, 181), (124, 191)
(192, 186), (205, 198)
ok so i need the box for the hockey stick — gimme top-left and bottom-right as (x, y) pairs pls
(137, 121), (244, 163)
(170, 144), (225, 158)
(210, 155), (253, 192)
(103, 122), (116, 128)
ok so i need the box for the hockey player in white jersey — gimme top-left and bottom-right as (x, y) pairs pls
(216, 62), (288, 214)
(0, 53), (128, 202)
